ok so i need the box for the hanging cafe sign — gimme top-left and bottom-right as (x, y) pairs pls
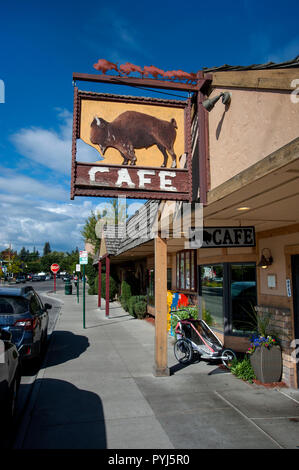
(189, 226), (256, 248)
(70, 61), (212, 202)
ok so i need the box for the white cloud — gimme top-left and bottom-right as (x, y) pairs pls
(0, 193), (96, 253)
(11, 109), (100, 175)
(0, 174), (68, 201)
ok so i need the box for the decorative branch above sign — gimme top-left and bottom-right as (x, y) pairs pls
(71, 89), (192, 201)
(92, 59), (199, 84)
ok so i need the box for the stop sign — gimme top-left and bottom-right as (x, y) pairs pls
(51, 263), (60, 274)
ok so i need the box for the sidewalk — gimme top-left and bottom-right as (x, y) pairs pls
(14, 289), (299, 449)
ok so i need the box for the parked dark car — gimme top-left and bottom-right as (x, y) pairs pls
(0, 328), (20, 426)
(62, 274), (72, 282)
(0, 286), (50, 362)
(15, 275), (26, 284)
(32, 274), (41, 282)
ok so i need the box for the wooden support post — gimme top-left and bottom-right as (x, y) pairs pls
(105, 256), (110, 318)
(98, 260), (102, 308)
(154, 235), (170, 376)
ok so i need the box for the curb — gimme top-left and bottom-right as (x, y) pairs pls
(13, 295), (63, 449)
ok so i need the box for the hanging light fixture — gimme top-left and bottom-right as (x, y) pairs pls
(202, 92), (231, 112)
(257, 248), (273, 269)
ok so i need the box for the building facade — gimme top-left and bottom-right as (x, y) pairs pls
(96, 58), (299, 388)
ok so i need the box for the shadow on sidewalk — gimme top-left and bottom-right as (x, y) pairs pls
(18, 378), (107, 449)
(44, 330), (90, 368)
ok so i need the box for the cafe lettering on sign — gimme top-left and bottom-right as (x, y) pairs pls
(71, 90), (192, 201)
(189, 226), (256, 249)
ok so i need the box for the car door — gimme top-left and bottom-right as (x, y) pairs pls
(29, 293), (43, 343)
(35, 292), (48, 333)
(0, 332), (18, 400)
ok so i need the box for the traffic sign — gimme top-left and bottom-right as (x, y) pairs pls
(76, 264), (81, 272)
(51, 263), (60, 274)
(79, 251), (88, 265)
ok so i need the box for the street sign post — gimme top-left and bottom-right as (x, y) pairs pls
(79, 252), (88, 328)
(75, 263), (81, 304)
(50, 263), (60, 293)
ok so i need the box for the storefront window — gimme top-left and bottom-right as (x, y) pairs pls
(148, 269), (155, 306)
(231, 263), (257, 334)
(199, 262), (257, 336)
(200, 264), (224, 332)
(176, 250), (196, 291)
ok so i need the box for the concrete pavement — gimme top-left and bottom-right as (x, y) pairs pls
(14, 288), (299, 449)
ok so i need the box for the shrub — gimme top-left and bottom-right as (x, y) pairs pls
(120, 281), (132, 311)
(90, 273), (118, 301)
(134, 301), (147, 319)
(230, 356), (256, 383)
(128, 296), (136, 317)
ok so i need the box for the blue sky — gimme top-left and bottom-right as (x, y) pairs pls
(0, 0), (298, 253)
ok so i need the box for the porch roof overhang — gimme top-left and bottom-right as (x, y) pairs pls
(203, 137), (299, 234)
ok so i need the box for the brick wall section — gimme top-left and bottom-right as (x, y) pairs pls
(255, 305), (296, 387)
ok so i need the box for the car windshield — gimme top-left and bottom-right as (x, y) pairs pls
(0, 296), (29, 314)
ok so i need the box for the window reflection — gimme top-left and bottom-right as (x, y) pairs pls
(200, 264), (224, 332)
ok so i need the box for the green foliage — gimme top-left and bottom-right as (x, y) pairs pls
(84, 255), (97, 288)
(89, 273), (118, 301)
(230, 357), (256, 383)
(43, 242), (51, 256)
(170, 307), (198, 338)
(134, 301), (147, 319)
(202, 308), (214, 326)
(120, 281), (132, 311)
(127, 295), (147, 317)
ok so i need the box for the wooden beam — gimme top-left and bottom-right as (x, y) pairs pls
(257, 222), (299, 240)
(98, 260), (102, 308)
(73, 72), (206, 92)
(106, 256), (110, 318)
(207, 69), (299, 91)
(154, 235), (169, 376)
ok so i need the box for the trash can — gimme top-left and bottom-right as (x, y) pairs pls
(65, 279), (72, 295)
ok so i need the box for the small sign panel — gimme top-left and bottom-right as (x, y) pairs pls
(189, 226), (256, 249)
(79, 251), (88, 265)
(286, 279), (292, 297)
(76, 264), (81, 272)
(267, 274), (276, 289)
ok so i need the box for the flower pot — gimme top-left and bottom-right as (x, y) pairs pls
(250, 344), (282, 383)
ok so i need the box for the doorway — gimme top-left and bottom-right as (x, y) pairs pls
(291, 254), (299, 386)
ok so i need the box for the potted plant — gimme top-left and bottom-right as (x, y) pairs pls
(247, 333), (282, 383)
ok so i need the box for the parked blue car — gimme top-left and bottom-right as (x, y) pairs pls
(0, 286), (50, 362)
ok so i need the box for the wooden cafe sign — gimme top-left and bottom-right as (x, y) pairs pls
(71, 90), (192, 201)
(70, 60), (214, 202)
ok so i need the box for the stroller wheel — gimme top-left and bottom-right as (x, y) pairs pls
(221, 348), (237, 369)
(174, 339), (193, 364)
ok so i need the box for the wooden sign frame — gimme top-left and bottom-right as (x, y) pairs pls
(71, 89), (193, 201)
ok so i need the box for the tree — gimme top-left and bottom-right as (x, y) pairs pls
(43, 242), (51, 256)
(81, 199), (128, 253)
(6, 255), (22, 277)
(81, 211), (104, 253)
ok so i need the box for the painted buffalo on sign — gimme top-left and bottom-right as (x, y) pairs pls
(90, 111), (178, 168)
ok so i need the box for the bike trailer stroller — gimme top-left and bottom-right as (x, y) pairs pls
(173, 312), (236, 368)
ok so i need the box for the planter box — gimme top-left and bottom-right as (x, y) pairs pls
(250, 345), (282, 383)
